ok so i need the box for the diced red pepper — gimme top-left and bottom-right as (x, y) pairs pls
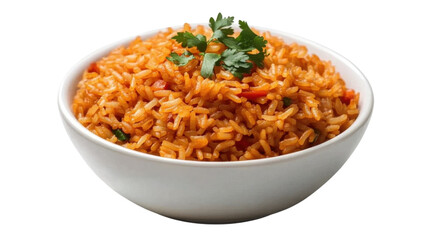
(238, 90), (269, 100)
(87, 62), (99, 73)
(340, 89), (355, 105)
(236, 138), (251, 150)
(151, 79), (169, 91)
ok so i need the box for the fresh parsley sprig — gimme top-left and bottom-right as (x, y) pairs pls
(221, 49), (253, 79)
(172, 33), (207, 52)
(209, 14), (234, 42)
(167, 13), (267, 79)
(166, 50), (195, 66)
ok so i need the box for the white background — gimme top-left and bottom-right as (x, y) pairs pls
(1, 0), (428, 239)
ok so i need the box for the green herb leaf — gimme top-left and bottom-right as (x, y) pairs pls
(212, 28), (234, 41)
(209, 13), (235, 43)
(209, 13), (234, 32)
(172, 32), (207, 52)
(112, 129), (130, 141)
(247, 51), (266, 68)
(166, 50), (195, 66)
(201, 53), (221, 78)
(311, 129), (321, 143)
(282, 97), (292, 107)
(218, 36), (238, 49)
(169, 13), (268, 80)
(235, 21), (267, 52)
(221, 49), (250, 67)
(221, 49), (253, 79)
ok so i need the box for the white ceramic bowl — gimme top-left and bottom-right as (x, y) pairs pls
(58, 27), (373, 223)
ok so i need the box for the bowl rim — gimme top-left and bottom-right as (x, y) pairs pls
(58, 24), (374, 167)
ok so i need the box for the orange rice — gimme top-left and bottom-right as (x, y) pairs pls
(72, 24), (359, 161)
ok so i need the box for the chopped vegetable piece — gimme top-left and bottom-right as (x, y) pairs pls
(282, 97), (292, 107)
(166, 50), (195, 66)
(238, 90), (269, 100)
(112, 129), (130, 141)
(151, 79), (169, 90)
(87, 62), (99, 73)
(236, 138), (251, 150)
(341, 89), (355, 105)
(311, 129), (321, 143)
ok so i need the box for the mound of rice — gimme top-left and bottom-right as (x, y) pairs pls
(72, 24), (359, 161)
